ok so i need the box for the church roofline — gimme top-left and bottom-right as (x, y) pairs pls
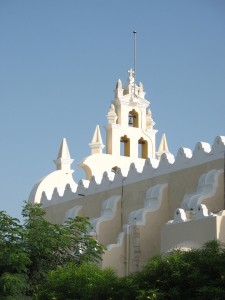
(36, 135), (225, 206)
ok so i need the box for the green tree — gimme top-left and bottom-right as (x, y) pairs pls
(22, 203), (104, 294)
(37, 240), (225, 300)
(0, 211), (30, 298)
(125, 240), (225, 300)
(0, 203), (105, 298)
(38, 263), (119, 300)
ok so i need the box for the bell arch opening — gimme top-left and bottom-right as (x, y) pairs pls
(120, 135), (130, 157)
(128, 109), (139, 128)
(138, 137), (148, 158)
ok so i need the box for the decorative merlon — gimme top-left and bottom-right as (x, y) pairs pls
(166, 204), (214, 225)
(171, 208), (189, 223)
(195, 204), (214, 220)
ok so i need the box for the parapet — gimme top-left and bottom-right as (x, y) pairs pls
(29, 135), (225, 206)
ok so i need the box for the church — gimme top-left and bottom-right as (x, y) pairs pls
(28, 68), (225, 276)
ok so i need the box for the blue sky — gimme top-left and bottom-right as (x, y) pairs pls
(0, 0), (225, 220)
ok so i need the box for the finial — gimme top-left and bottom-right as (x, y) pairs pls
(128, 68), (134, 83)
(116, 79), (122, 89)
(110, 104), (115, 112)
(89, 125), (105, 154)
(54, 138), (74, 170)
(115, 79), (124, 98)
(139, 82), (145, 97)
(146, 108), (155, 129)
(157, 133), (170, 160)
(107, 104), (118, 124)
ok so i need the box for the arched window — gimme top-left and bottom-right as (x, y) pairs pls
(128, 109), (139, 128)
(120, 135), (130, 157)
(138, 137), (148, 158)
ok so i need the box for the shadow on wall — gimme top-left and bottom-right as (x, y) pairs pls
(218, 212), (225, 243)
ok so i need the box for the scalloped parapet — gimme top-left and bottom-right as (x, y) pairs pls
(212, 136), (225, 153)
(194, 142), (211, 155)
(28, 169), (78, 204)
(174, 147), (192, 164)
(30, 136), (225, 206)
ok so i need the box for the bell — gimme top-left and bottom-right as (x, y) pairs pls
(129, 117), (133, 125)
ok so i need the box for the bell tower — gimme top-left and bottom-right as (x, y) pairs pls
(80, 69), (158, 180)
(105, 69), (157, 159)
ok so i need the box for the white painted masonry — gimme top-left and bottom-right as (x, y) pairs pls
(28, 69), (225, 276)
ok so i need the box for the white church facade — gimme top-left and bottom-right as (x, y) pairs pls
(28, 69), (225, 276)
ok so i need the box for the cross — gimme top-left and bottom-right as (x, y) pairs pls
(128, 68), (134, 78)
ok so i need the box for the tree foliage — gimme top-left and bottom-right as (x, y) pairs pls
(38, 263), (119, 300)
(0, 203), (104, 298)
(37, 240), (225, 300)
(0, 211), (29, 298)
(120, 240), (225, 300)
(1, 202), (225, 299)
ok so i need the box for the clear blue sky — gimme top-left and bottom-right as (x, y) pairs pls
(0, 0), (224, 220)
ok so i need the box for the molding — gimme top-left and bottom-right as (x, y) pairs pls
(64, 205), (83, 222)
(89, 195), (121, 236)
(105, 183), (168, 253)
(181, 169), (223, 211)
(129, 183), (168, 225)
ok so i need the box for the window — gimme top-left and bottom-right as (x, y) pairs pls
(120, 135), (130, 156)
